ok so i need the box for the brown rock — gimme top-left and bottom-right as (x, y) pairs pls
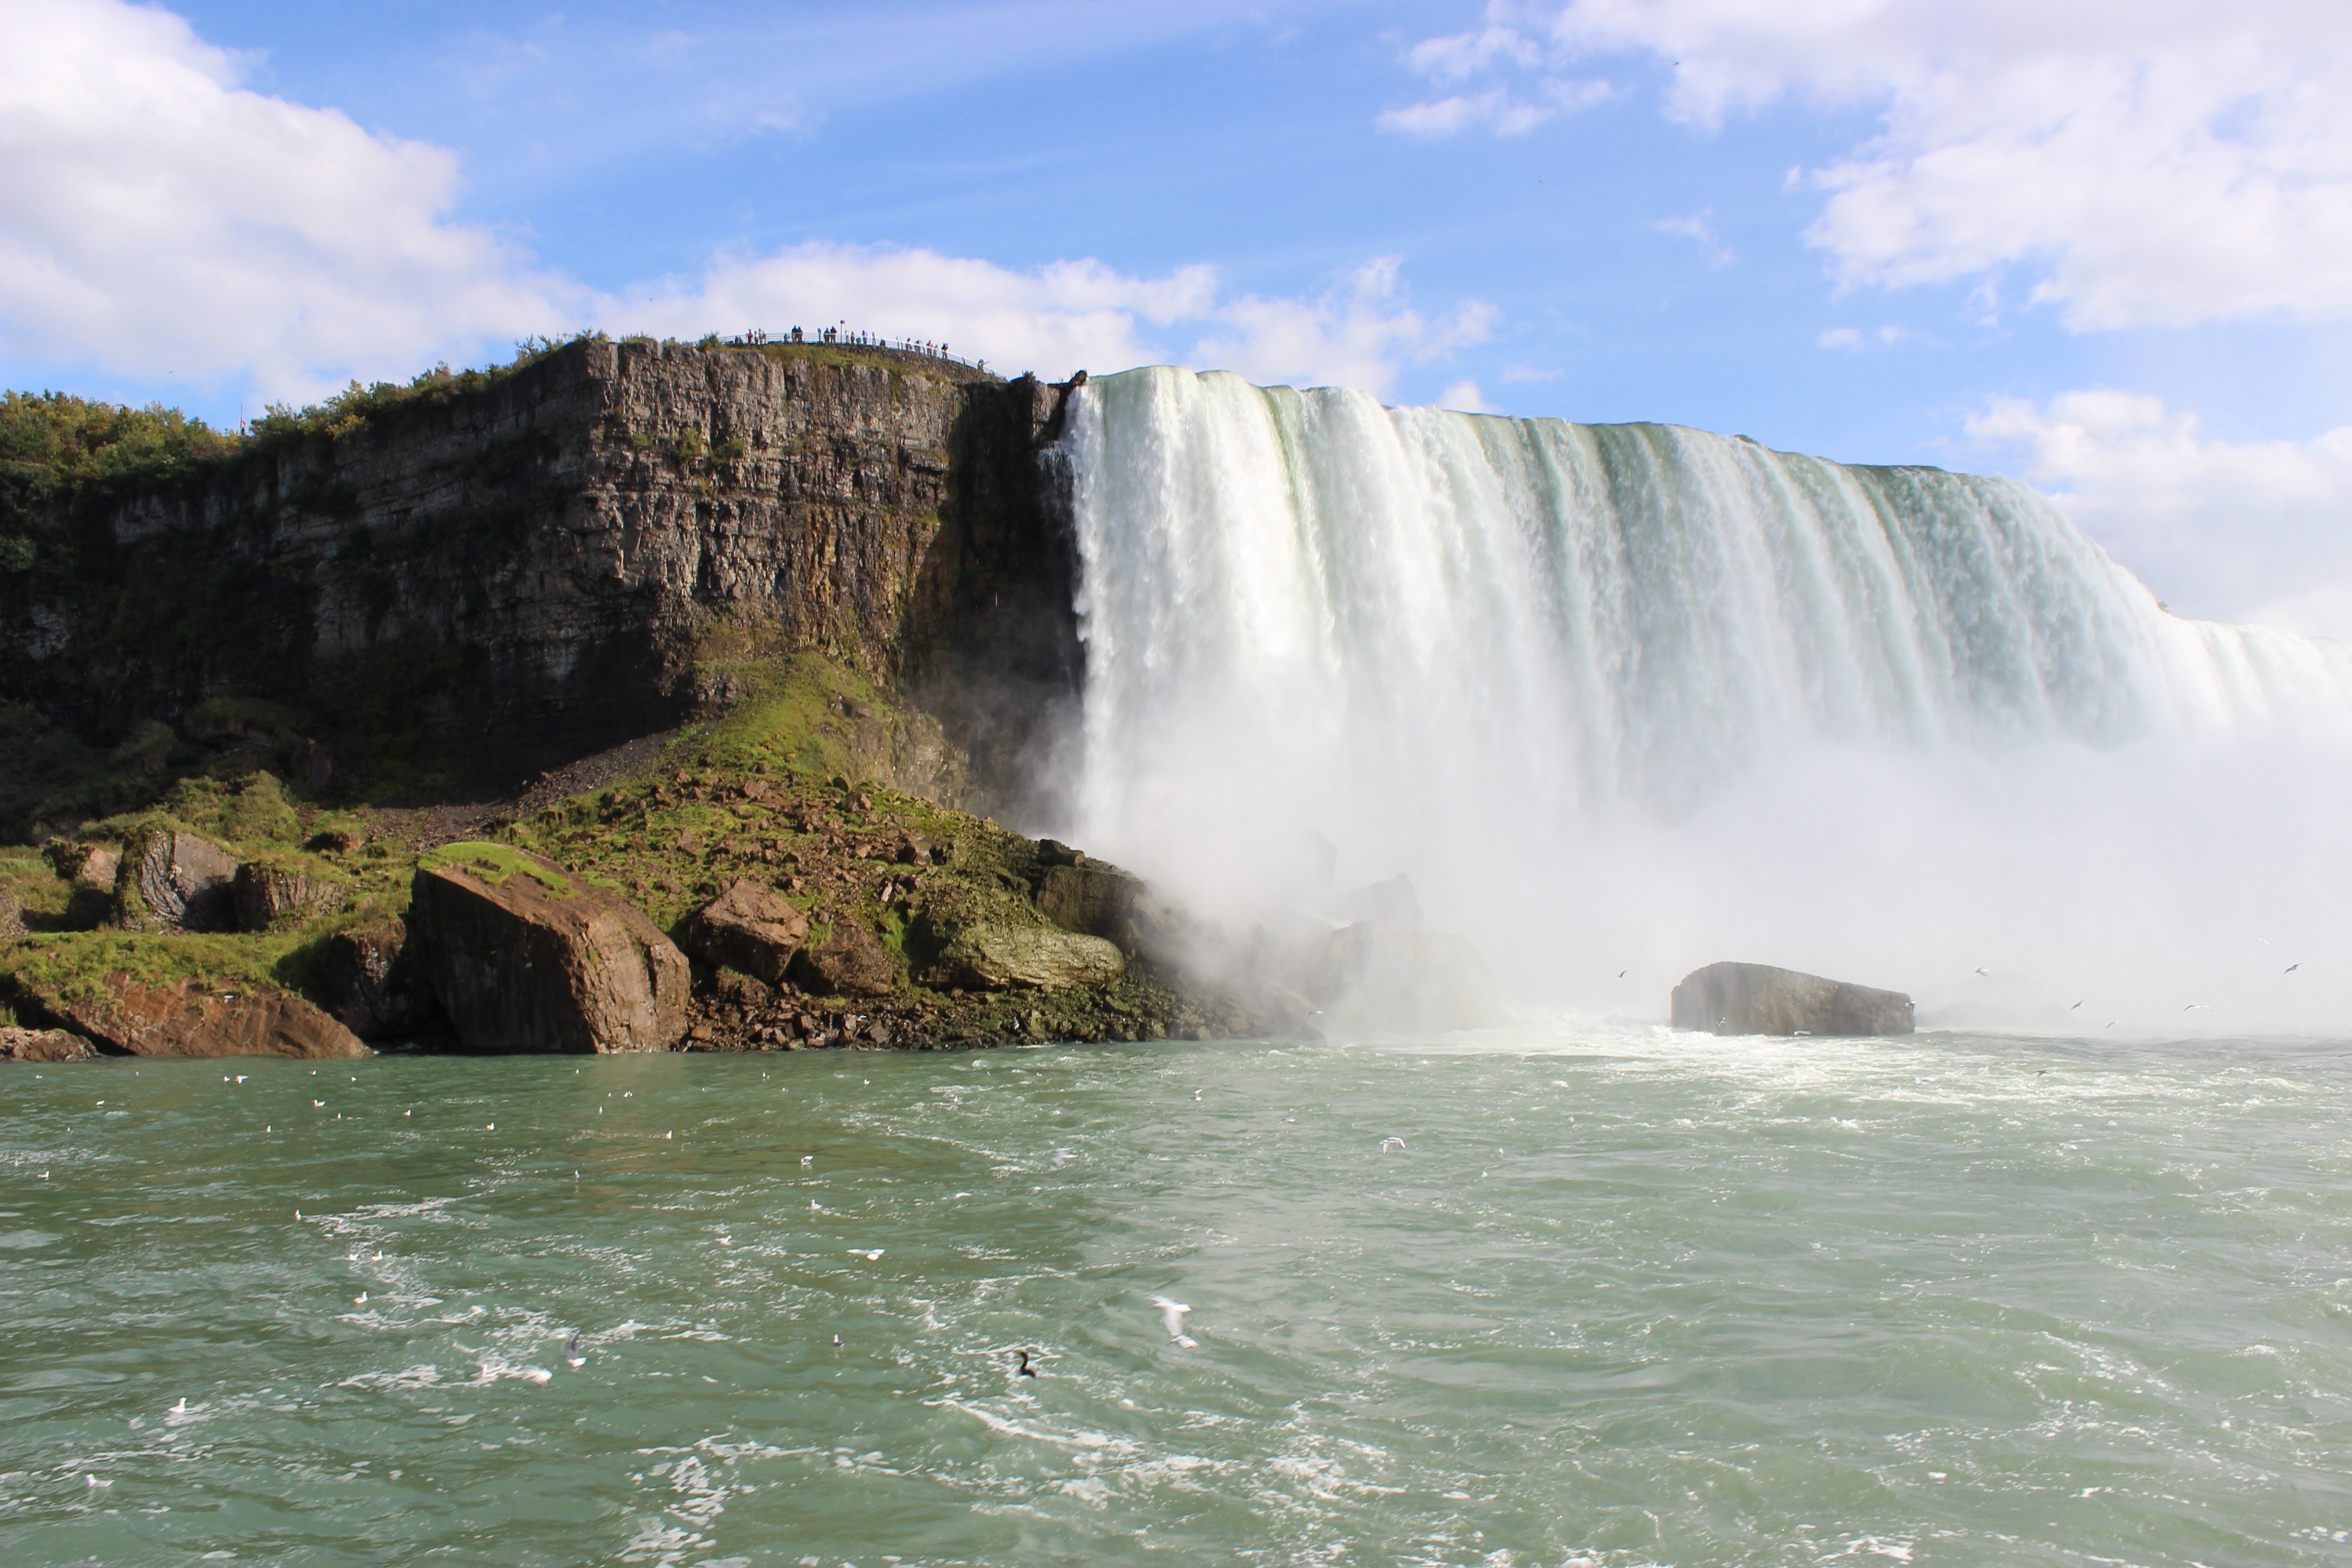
(46, 841), (119, 887)
(894, 833), (930, 865)
(318, 916), (441, 1040)
(677, 879), (809, 986)
(407, 846), (690, 1052)
(38, 977), (368, 1059)
(231, 859), (348, 930)
(789, 919), (899, 997)
(1035, 862), (1180, 960)
(0, 1026), (98, 1063)
(116, 825), (238, 932)
(0, 887), (23, 942)
(1670, 961), (1914, 1037)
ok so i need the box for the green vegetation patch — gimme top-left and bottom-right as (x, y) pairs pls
(419, 841), (573, 896)
(2, 929), (307, 1009)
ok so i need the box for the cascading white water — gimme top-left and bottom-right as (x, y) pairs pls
(1056, 366), (2352, 1032)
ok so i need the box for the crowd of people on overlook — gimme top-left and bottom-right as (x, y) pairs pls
(720, 324), (981, 373)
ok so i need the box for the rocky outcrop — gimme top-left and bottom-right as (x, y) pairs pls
(407, 846), (690, 1052)
(230, 858), (348, 930)
(318, 916), (440, 1041)
(1670, 962), (1914, 1037)
(678, 879), (809, 985)
(34, 976), (368, 1058)
(1035, 861), (1180, 960)
(115, 826), (238, 931)
(929, 922), (1125, 990)
(0, 887), (21, 942)
(0, 1026), (97, 1062)
(789, 920), (900, 998)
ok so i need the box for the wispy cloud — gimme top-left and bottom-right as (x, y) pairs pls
(1381, 10), (1614, 140)
(1654, 209), (1735, 268)
(1817, 323), (1926, 350)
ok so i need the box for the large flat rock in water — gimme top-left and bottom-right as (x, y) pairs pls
(1671, 962), (1913, 1037)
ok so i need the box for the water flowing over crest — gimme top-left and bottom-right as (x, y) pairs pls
(1057, 367), (2352, 1032)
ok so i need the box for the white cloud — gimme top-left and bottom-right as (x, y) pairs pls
(0, 1), (1494, 405)
(1382, 17), (1615, 141)
(1186, 256), (1501, 396)
(1968, 390), (2352, 637)
(1816, 323), (1920, 350)
(0, 0), (578, 401)
(1439, 378), (1499, 413)
(1406, 0), (2352, 329)
(1653, 209), (1735, 268)
(624, 247), (1494, 398)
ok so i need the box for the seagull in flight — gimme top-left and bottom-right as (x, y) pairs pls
(1973, 967), (1989, 977)
(1147, 1294), (1199, 1348)
(2070, 1000), (2083, 1009)
(1381, 1136), (1407, 1152)
(564, 1333), (585, 1369)
(2285, 963), (2301, 974)
(2184, 1003), (2210, 1011)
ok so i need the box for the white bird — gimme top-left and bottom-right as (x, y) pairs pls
(1381, 1136), (1407, 1152)
(1192, 1090), (1202, 1101)
(1147, 1294), (1198, 1348)
(564, 1333), (585, 1369)
(313, 1099), (324, 1108)
(800, 1155), (814, 1166)
(850, 1248), (883, 1261)
(353, 1292), (367, 1305)
(172, 1398), (187, 1414)
(2285, 963), (2301, 974)
(86, 1475), (108, 1489)
(1973, 967), (1989, 977)
(2184, 1003), (2210, 1011)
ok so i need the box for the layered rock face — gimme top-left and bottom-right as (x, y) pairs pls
(0, 341), (1082, 810)
(1670, 961), (1914, 1037)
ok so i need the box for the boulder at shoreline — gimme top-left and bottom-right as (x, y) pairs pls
(679, 879), (809, 987)
(0, 1025), (99, 1062)
(407, 844), (690, 1053)
(34, 976), (368, 1058)
(1671, 961), (1913, 1037)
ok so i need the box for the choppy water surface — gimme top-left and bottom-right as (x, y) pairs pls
(5, 1022), (2352, 1566)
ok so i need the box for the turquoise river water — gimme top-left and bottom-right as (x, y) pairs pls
(5, 1021), (2351, 1566)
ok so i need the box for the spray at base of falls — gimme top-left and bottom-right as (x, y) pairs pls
(1055, 367), (2352, 1034)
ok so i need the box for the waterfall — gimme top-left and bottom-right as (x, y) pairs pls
(1055, 367), (2352, 1032)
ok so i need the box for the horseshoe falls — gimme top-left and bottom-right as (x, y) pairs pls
(1059, 367), (2352, 1033)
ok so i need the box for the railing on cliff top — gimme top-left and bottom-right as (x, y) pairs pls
(717, 327), (988, 375)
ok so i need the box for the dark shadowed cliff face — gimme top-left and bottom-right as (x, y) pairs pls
(0, 340), (1082, 821)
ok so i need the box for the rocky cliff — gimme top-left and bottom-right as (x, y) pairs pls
(0, 338), (1083, 833)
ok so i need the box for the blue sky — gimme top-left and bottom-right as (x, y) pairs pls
(5, 0), (2350, 632)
